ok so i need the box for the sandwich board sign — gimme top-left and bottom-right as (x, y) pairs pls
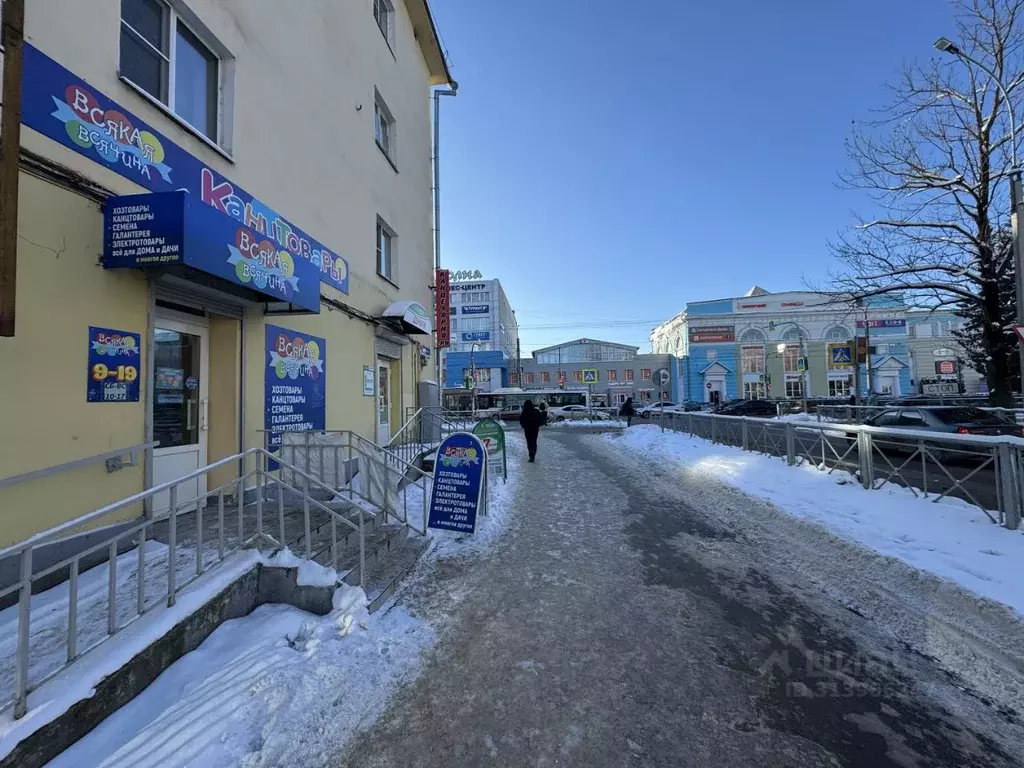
(473, 418), (507, 482)
(427, 432), (486, 534)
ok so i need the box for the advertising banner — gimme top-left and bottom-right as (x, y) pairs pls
(104, 191), (321, 312)
(856, 319), (906, 329)
(428, 432), (486, 533)
(935, 360), (958, 375)
(435, 268), (451, 349)
(87, 326), (141, 402)
(264, 324), (327, 464)
(462, 331), (490, 342)
(472, 419), (507, 482)
(461, 305), (489, 315)
(22, 43), (349, 293)
(689, 325), (735, 344)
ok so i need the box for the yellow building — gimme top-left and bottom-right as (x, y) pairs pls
(0, 0), (451, 548)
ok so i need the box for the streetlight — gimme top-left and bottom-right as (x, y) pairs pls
(935, 37), (1024, 400)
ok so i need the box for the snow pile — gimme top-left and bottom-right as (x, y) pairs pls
(604, 425), (1024, 616)
(774, 412), (821, 422)
(0, 551), (262, 762)
(261, 548), (340, 588)
(47, 585), (433, 768)
(547, 419), (627, 428)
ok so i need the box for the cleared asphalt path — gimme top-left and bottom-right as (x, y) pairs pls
(336, 429), (1024, 767)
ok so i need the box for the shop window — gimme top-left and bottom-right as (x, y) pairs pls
(624, 369), (635, 381)
(525, 372), (534, 384)
(376, 218), (397, 284)
(641, 368), (652, 380)
(374, 90), (397, 166)
(743, 381), (765, 400)
(541, 371), (551, 383)
(509, 374), (518, 386)
(828, 378), (852, 398)
(785, 378), (804, 399)
(608, 370), (618, 381)
(573, 370), (582, 382)
(119, 0), (229, 146)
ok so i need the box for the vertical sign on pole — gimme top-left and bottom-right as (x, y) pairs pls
(473, 418), (507, 482)
(428, 432), (486, 533)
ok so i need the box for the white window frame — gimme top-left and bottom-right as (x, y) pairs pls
(374, 89), (397, 167)
(118, 0), (234, 154)
(740, 345), (764, 374)
(373, 0), (395, 50)
(376, 217), (397, 285)
(828, 377), (852, 398)
(743, 380), (765, 400)
(785, 377), (805, 399)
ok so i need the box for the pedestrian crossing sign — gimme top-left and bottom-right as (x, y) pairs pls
(829, 344), (853, 367)
(582, 369), (598, 384)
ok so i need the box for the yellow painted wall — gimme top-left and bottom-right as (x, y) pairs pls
(0, 174), (147, 546)
(206, 316), (241, 490)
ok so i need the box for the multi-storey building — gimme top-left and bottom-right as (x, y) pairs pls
(441, 278), (518, 391)
(1, 0), (452, 547)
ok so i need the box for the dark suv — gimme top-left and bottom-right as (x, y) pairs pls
(715, 399), (778, 418)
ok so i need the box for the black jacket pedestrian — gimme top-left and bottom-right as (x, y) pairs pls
(619, 398), (636, 417)
(520, 400), (544, 461)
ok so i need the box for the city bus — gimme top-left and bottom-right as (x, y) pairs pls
(474, 388), (589, 417)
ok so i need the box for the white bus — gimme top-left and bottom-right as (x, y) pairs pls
(474, 388), (589, 417)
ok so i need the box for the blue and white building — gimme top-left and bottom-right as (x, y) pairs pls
(442, 278), (518, 390)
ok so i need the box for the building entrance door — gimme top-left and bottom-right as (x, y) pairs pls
(152, 316), (209, 517)
(377, 359), (391, 445)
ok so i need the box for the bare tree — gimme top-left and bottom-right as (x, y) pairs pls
(830, 0), (1024, 405)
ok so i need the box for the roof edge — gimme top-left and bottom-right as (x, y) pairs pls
(403, 0), (453, 85)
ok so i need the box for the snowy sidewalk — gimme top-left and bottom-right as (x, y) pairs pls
(600, 425), (1024, 616)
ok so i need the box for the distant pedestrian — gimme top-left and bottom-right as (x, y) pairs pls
(848, 393), (856, 406)
(867, 392), (879, 407)
(538, 402), (549, 426)
(519, 400), (544, 463)
(619, 397), (636, 427)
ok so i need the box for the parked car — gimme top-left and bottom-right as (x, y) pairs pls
(715, 399), (779, 418)
(497, 404), (523, 422)
(856, 406), (1022, 460)
(548, 404), (605, 421)
(638, 401), (678, 417)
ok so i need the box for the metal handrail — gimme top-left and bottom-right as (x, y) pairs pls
(0, 442), (158, 490)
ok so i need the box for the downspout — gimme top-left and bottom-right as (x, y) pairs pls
(432, 81), (458, 391)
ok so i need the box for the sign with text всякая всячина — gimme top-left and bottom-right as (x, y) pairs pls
(473, 419), (507, 482)
(428, 432), (486, 533)
(87, 326), (141, 402)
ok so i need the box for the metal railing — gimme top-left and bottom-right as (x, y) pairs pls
(815, 404), (1024, 425)
(268, 429), (434, 536)
(651, 411), (1024, 529)
(0, 446), (367, 720)
(387, 407), (467, 468)
(0, 442), (157, 490)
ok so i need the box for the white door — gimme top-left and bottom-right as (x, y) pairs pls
(152, 317), (209, 516)
(879, 375), (899, 397)
(377, 359), (391, 445)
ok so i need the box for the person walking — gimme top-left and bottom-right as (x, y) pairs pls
(619, 397), (636, 427)
(519, 400), (544, 463)
(538, 402), (549, 426)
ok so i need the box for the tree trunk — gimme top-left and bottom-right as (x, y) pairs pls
(981, 278), (1015, 405)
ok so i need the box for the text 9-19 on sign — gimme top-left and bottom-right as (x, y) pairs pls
(87, 326), (141, 402)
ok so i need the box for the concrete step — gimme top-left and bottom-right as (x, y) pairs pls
(362, 533), (430, 613)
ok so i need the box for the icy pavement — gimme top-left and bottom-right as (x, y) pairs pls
(604, 424), (1024, 616)
(336, 430), (1024, 767)
(46, 587), (432, 768)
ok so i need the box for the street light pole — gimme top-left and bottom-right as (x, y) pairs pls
(935, 37), (1024, 401)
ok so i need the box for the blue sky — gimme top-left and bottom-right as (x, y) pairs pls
(430, 0), (955, 353)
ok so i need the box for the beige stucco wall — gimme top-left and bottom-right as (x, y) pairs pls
(0, 0), (442, 544)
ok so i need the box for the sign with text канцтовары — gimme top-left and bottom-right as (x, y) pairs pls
(264, 324), (327, 467)
(435, 268), (451, 349)
(87, 326), (141, 402)
(21, 44), (349, 294)
(473, 419), (507, 482)
(428, 432), (486, 533)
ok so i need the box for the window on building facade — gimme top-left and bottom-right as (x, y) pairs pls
(738, 328), (766, 344)
(828, 378), (852, 397)
(541, 371), (551, 383)
(509, 373), (518, 386)
(608, 370), (617, 381)
(740, 345), (764, 374)
(706, 349), (717, 362)
(783, 346), (799, 373)
(573, 370), (582, 382)
(450, 318), (457, 331)
(638, 389), (653, 403)
(824, 326), (851, 341)
(466, 291), (491, 304)
(641, 368), (652, 380)
(525, 372), (534, 384)
(372, 0), (393, 46)
(743, 381), (765, 400)
(119, 0), (226, 144)
(376, 218), (396, 283)
(785, 378), (804, 399)
(625, 369), (634, 381)
(374, 91), (396, 164)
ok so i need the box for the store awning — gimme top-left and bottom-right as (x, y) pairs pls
(102, 191), (321, 313)
(381, 300), (432, 335)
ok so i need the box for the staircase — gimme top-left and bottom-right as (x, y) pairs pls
(0, 433), (433, 722)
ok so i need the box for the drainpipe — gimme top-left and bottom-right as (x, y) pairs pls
(432, 81), (458, 393)
(0, 0), (26, 337)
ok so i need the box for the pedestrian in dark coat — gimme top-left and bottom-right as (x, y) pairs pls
(538, 402), (549, 426)
(519, 400), (544, 462)
(619, 397), (636, 427)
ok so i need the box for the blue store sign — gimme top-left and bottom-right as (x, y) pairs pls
(461, 304), (489, 315)
(264, 324), (327, 465)
(461, 331), (490, 342)
(103, 191), (321, 312)
(428, 432), (486, 534)
(21, 43), (349, 294)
